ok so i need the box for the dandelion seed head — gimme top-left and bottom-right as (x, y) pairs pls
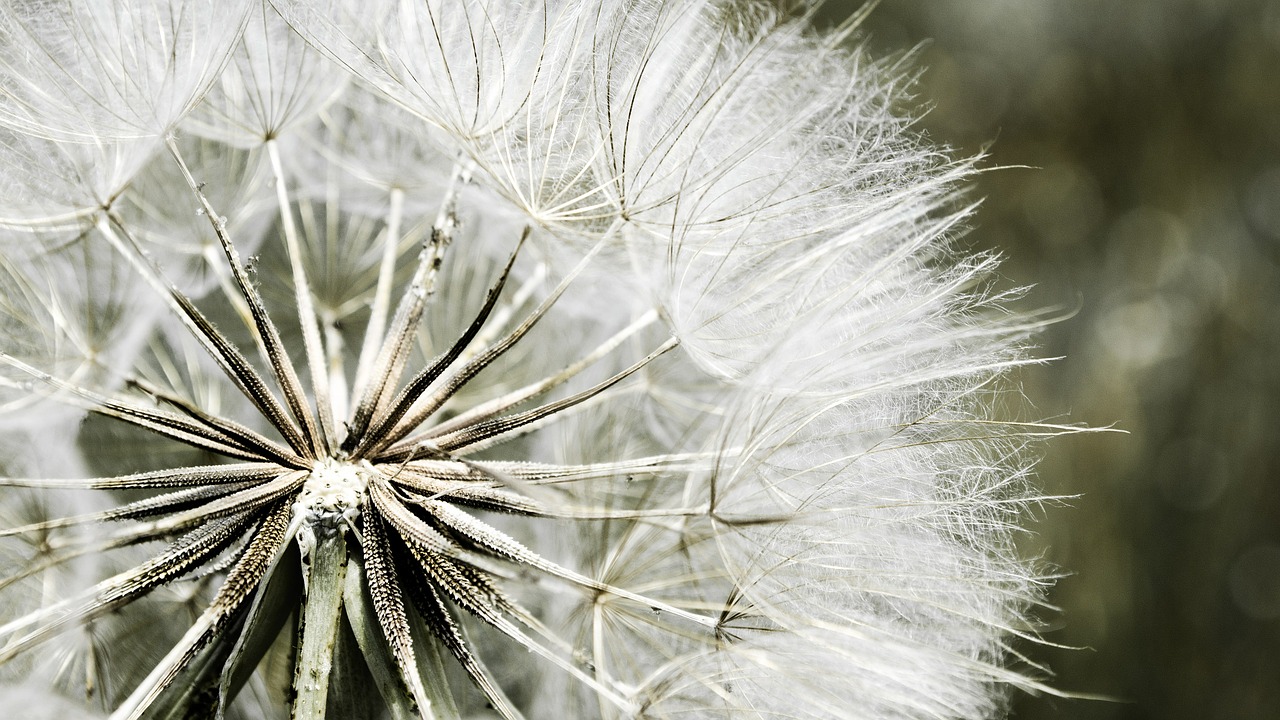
(294, 458), (368, 527)
(0, 2), (1067, 718)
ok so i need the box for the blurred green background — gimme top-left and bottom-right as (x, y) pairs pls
(829, 0), (1280, 717)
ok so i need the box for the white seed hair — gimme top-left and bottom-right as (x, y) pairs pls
(0, 2), (1065, 719)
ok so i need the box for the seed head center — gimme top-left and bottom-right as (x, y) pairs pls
(295, 458), (370, 532)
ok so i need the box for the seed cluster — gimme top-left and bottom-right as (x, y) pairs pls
(0, 148), (704, 718)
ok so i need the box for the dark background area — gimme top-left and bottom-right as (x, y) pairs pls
(826, 1), (1280, 717)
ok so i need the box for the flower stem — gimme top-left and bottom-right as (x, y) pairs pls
(292, 531), (349, 718)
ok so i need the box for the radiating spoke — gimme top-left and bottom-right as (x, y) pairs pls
(394, 473), (707, 521)
(170, 139), (324, 457)
(427, 338), (678, 454)
(126, 376), (306, 467)
(0, 511), (254, 664)
(104, 471), (307, 542)
(476, 454), (715, 485)
(417, 309), (660, 441)
(368, 480), (462, 559)
(351, 228), (528, 458)
(110, 501), (293, 720)
(0, 462), (282, 490)
(266, 139), (338, 453)
(0, 481), (256, 539)
(363, 238), (607, 455)
(351, 188), (405, 408)
(345, 168), (466, 449)
(97, 215), (312, 456)
(406, 546), (518, 635)
(407, 544), (636, 713)
(384, 471), (541, 515)
(360, 513), (437, 715)
(423, 501), (715, 629)
(0, 352), (271, 461)
(391, 546), (523, 720)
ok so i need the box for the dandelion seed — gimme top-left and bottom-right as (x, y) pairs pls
(0, 2), (1066, 719)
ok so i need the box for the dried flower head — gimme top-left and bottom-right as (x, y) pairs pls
(0, 2), (1065, 719)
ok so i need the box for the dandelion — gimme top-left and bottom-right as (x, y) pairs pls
(0, 1), (1063, 719)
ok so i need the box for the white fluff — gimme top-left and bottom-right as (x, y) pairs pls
(0, 2), (1060, 718)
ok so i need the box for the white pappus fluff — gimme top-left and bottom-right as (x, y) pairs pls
(0, 2), (1063, 719)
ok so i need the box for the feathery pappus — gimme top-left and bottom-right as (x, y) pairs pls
(0, 1), (1067, 718)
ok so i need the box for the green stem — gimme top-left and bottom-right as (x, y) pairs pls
(292, 531), (348, 718)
